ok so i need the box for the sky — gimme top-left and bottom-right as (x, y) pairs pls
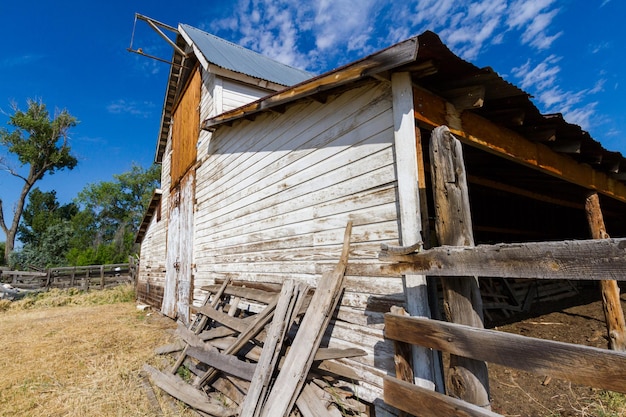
(1, 0), (624, 242)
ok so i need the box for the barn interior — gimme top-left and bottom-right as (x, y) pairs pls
(403, 32), (626, 321)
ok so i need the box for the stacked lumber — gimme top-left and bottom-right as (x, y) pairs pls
(143, 223), (369, 416)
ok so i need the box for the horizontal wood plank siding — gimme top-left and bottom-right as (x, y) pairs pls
(137, 137), (172, 308)
(222, 79), (273, 111)
(193, 81), (403, 401)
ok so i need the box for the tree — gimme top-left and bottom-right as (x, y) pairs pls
(0, 99), (78, 264)
(67, 163), (160, 265)
(9, 188), (77, 269)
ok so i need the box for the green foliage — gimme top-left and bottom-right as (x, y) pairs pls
(67, 163), (160, 266)
(0, 99), (78, 175)
(0, 99), (78, 264)
(0, 242), (5, 265)
(18, 188), (77, 247)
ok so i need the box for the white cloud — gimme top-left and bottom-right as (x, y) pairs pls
(506, 0), (561, 49)
(107, 100), (155, 118)
(512, 55), (561, 91)
(563, 102), (598, 130)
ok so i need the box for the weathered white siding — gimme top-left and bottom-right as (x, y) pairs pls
(222, 79), (273, 111)
(192, 80), (404, 402)
(137, 139), (172, 308)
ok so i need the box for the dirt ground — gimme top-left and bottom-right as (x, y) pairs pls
(485, 284), (626, 417)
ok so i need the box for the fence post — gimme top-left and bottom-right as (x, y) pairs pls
(429, 125), (490, 409)
(585, 192), (626, 351)
(100, 265), (105, 289)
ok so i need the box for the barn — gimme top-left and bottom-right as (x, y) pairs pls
(135, 23), (626, 413)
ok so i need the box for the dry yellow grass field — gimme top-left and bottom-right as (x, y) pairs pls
(0, 285), (196, 416)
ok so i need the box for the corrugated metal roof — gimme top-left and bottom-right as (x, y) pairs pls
(180, 24), (312, 87)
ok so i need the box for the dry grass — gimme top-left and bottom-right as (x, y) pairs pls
(0, 285), (196, 416)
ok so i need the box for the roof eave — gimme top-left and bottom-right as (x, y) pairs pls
(201, 36), (420, 131)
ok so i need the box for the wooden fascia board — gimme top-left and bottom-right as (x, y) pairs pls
(135, 189), (163, 243)
(412, 86), (626, 204)
(201, 36), (419, 131)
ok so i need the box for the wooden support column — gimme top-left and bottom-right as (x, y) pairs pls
(391, 71), (437, 391)
(585, 192), (626, 351)
(429, 125), (490, 408)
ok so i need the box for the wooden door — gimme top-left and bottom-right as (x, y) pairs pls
(162, 170), (195, 323)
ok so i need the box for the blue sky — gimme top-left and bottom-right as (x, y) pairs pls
(1, 0), (624, 242)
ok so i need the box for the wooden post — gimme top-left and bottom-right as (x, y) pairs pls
(585, 192), (626, 351)
(429, 125), (490, 408)
(391, 71), (438, 391)
(100, 265), (105, 289)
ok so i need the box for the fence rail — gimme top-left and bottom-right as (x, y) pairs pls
(1, 259), (137, 291)
(384, 313), (626, 417)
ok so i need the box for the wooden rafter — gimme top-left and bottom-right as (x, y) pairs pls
(412, 85), (626, 204)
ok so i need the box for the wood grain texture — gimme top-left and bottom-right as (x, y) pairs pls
(429, 125), (489, 407)
(142, 364), (236, 416)
(412, 86), (626, 204)
(392, 71), (437, 390)
(379, 237), (626, 280)
(384, 376), (503, 417)
(385, 314), (626, 393)
(260, 222), (352, 417)
(585, 192), (626, 351)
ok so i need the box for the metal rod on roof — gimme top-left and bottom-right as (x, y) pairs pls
(135, 13), (178, 33)
(126, 48), (188, 69)
(134, 13), (188, 57)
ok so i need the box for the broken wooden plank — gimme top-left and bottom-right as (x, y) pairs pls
(240, 279), (309, 417)
(379, 237), (626, 280)
(171, 278), (231, 373)
(260, 222), (352, 417)
(186, 345), (256, 382)
(296, 382), (343, 417)
(384, 314), (626, 394)
(155, 339), (186, 355)
(384, 376), (503, 417)
(192, 305), (250, 332)
(201, 285), (278, 304)
(142, 364), (237, 416)
(138, 370), (164, 416)
(194, 295), (279, 388)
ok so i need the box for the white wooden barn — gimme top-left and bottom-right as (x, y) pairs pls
(136, 25), (626, 409)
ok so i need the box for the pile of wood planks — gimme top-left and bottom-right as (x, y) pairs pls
(143, 223), (369, 416)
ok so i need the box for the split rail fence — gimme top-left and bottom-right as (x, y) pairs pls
(1, 258), (138, 291)
(379, 126), (626, 416)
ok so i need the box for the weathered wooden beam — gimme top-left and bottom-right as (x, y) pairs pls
(585, 192), (626, 351)
(260, 222), (352, 417)
(391, 71), (438, 391)
(384, 314), (626, 394)
(142, 364), (237, 416)
(384, 376), (503, 417)
(379, 237), (626, 280)
(186, 344), (257, 382)
(412, 86), (626, 203)
(240, 280), (309, 417)
(429, 126), (490, 409)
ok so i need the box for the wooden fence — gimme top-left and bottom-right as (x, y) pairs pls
(1, 258), (138, 291)
(383, 313), (626, 417)
(379, 126), (626, 416)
